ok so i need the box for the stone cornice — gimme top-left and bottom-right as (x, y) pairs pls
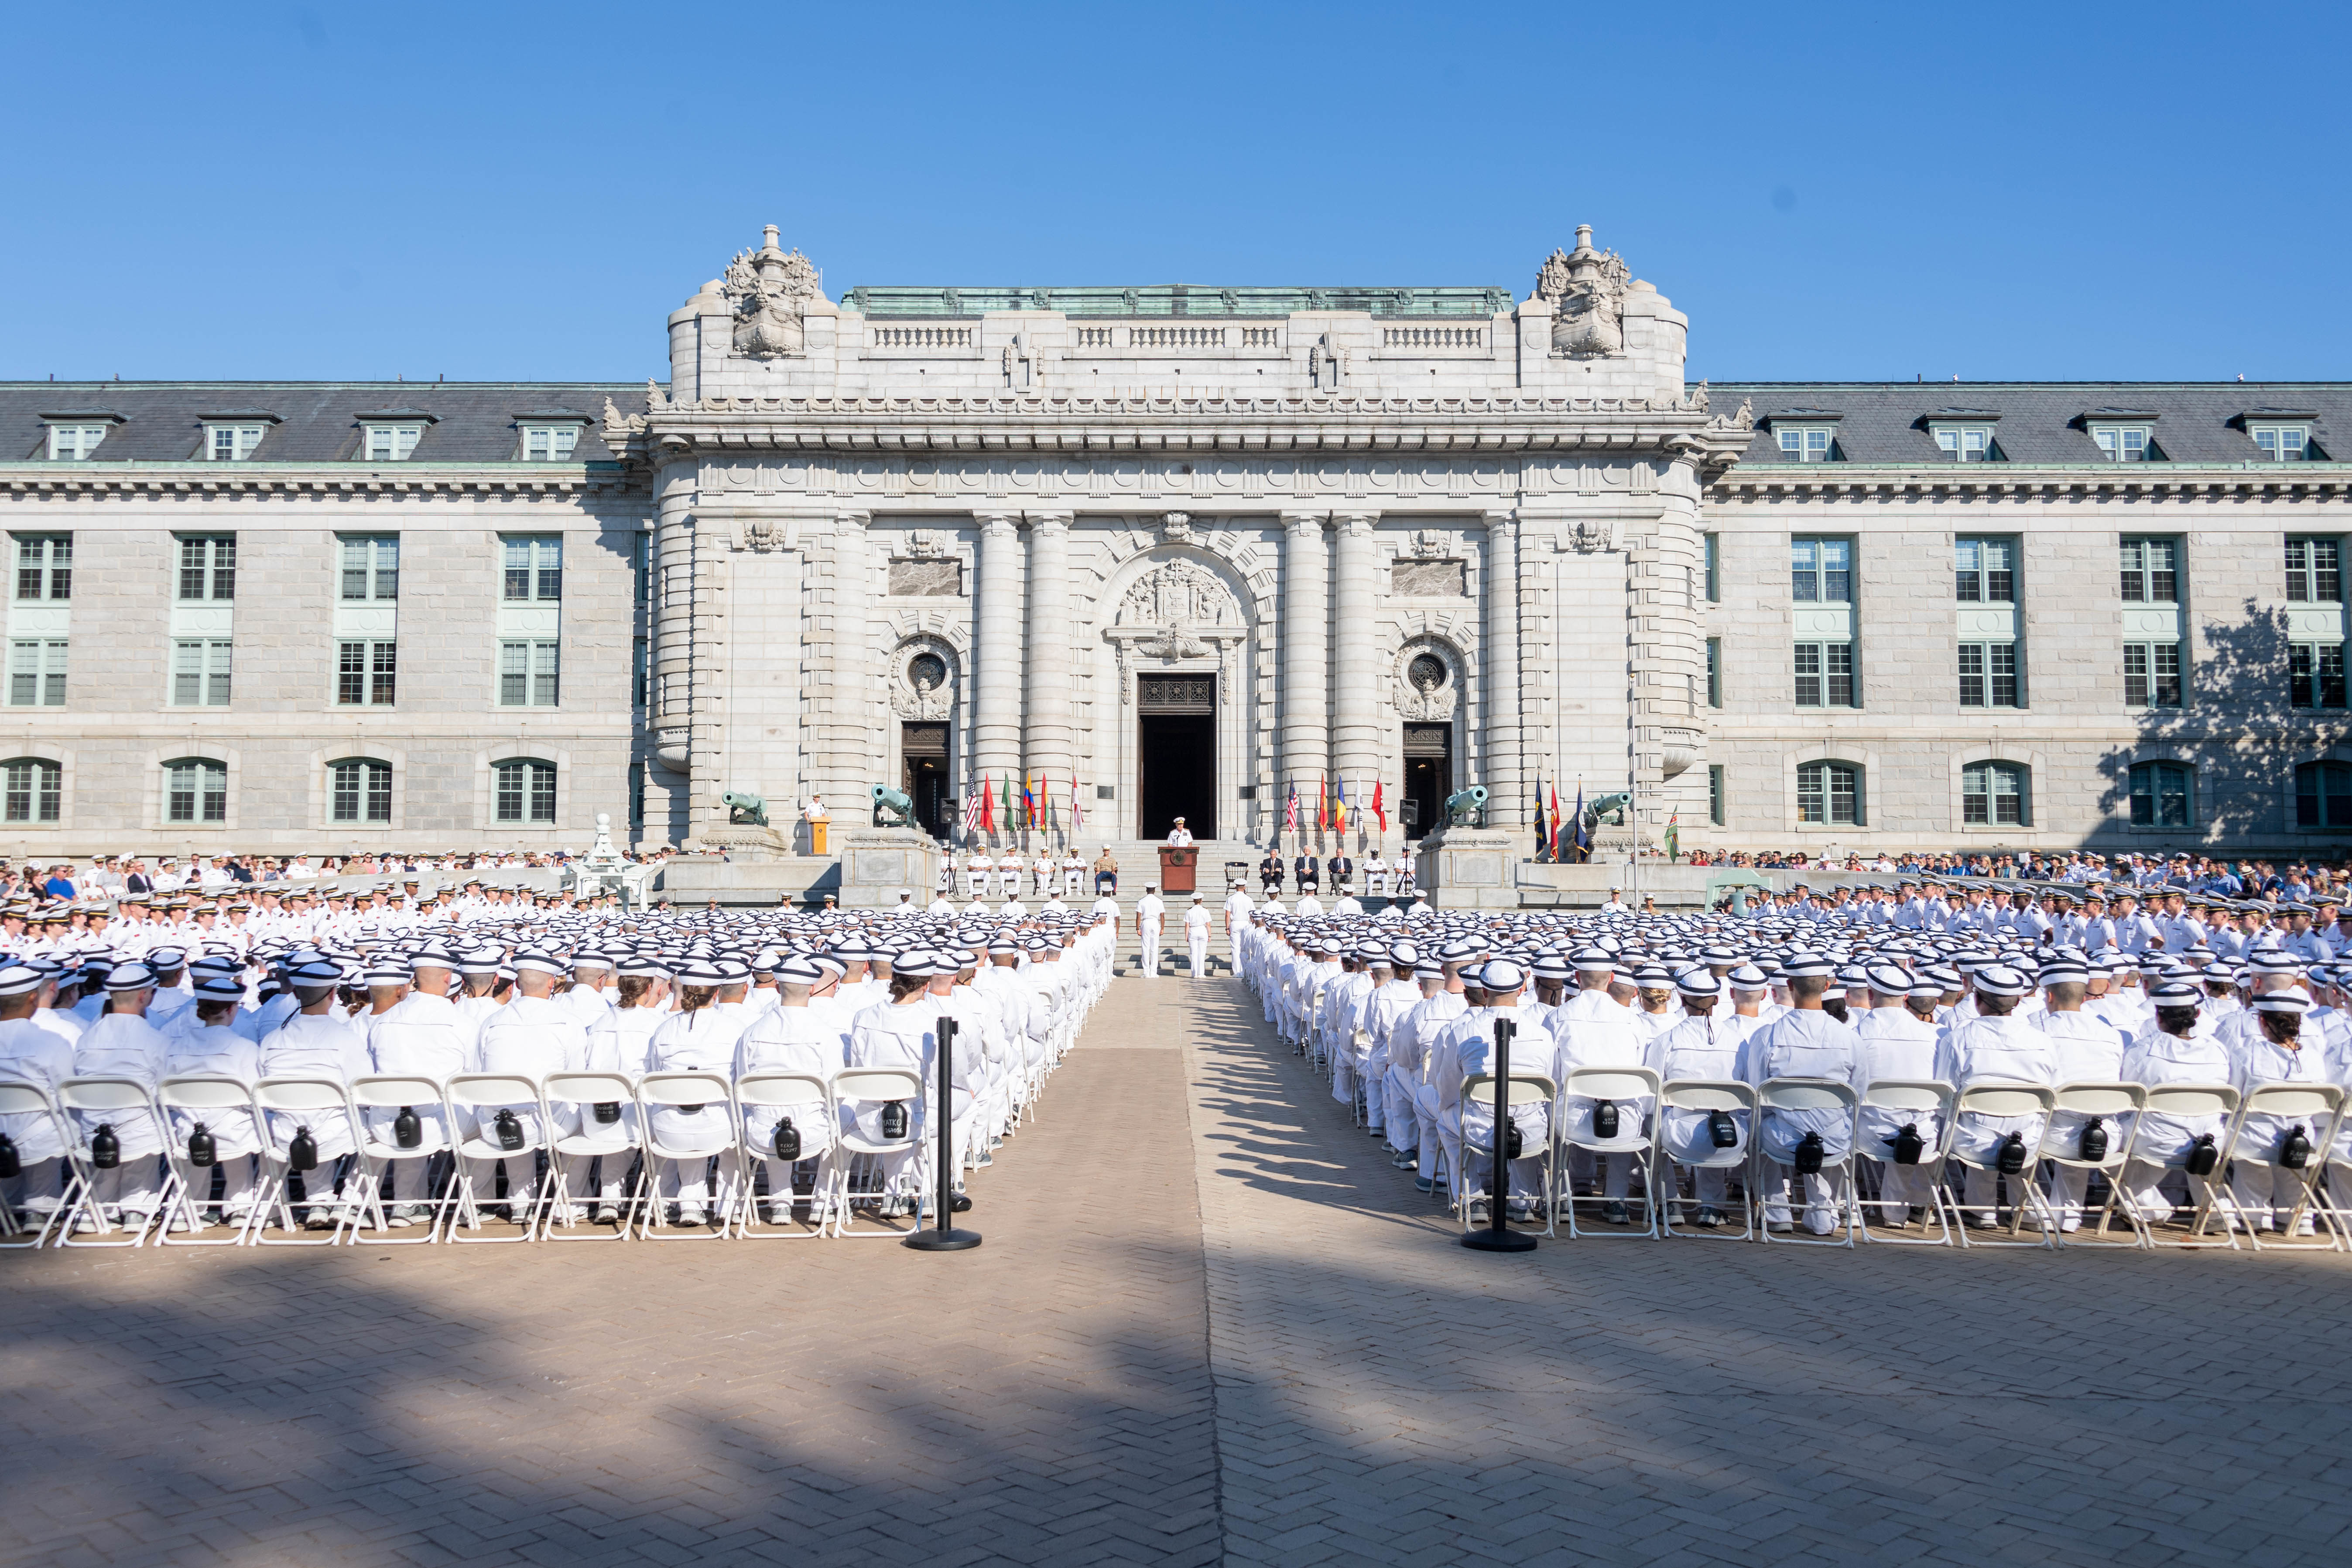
(0, 461), (645, 502)
(1710, 463), (2352, 503)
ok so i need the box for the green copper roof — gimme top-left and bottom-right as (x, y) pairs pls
(842, 284), (1514, 319)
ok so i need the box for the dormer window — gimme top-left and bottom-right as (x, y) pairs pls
(46, 423), (109, 461)
(1931, 424), (1998, 462)
(1777, 426), (1837, 462)
(207, 425), (266, 461)
(2092, 424), (2160, 462)
(2253, 423), (2318, 461)
(363, 424), (422, 462)
(515, 411), (589, 462)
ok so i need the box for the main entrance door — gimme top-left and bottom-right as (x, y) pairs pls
(1402, 723), (1451, 840)
(901, 722), (950, 839)
(1137, 672), (1215, 840)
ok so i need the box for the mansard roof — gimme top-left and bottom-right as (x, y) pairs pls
(1715, 382), (2349, 466)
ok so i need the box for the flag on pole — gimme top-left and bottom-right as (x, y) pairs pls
(961, 782), (982, 837)
(1571, 781), (1589, 863)
(1549, 782), (1563, 860)
(1285, 779), (1299, 837)
(1317, 774), (1329, 832)
(1070, 774), (1083, 834)
(1334, 776), (1348, 834)
(979, 775), (996, 835)
(1665, 809), (1681, 863)
(1047, 782), (1058, 838)
(1371, 779), (1387, 834)
(1001, 774), (1014, 833)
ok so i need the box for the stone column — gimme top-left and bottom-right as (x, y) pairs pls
(821, 508), (877, 812)
(1023, 511), (1074, 813)
(972, 510), (1026, 792)
(1328, 512), (1381, 796)
(1482, 508), (1523, 828)
(1279, 510), (1331, 835)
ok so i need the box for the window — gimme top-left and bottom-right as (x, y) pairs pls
(336, 641), (397, 705)
(1797, 761), (1862, 825)
(171, 640), (233, 706)
(1708, 764), (1725, 827)
(14, 535), (70, 600)
(339, 535), (399, 600)
(2297, 762), (2352, 829)
(2118, 538), (2178, 604)
(1791, 538), (1851, 603)
(45, 424), (108, 461)
(177, 535), (236, 601)
(1932, 425), (1996, 462)
(499, 640), (560, 707)
(7, 641), (65, 707)
(329, 759), (393, 824)
(205, 424), (267, 462)
(1777, 426), (1835, 462)
(1958, 643), (2021, 707)
(520, 425), (579, 462)
(2290, 642), (2347, 709)
(2128, 761), (2193, 828)
(1705, 638), (1722, 708)
(503, 536), (562, 601)
(362, 424), (422, 462)
(2254, 425), (2316, 462)
(2286, 538), (2342, 604)
(494, 759), (557, 824)
(2, 758), (60, 823)
(633, 533), (652, 605)
(2092, 425), (2158, 462)
(633, 636), (648, 708)
(1962, 761), (2029, 826)
(1793, 642), (1855, 707)
(1954, 538), (2015, 603)
(164, 759), (227, 824)
(2123, 642), (2182, 707)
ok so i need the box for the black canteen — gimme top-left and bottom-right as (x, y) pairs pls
(593, 1101), (622, 1124)
(394, 1106), (422, 1150)
(0, 1130), (17, 1179)
(775, 1116), (801, 1162)
(288, 1126), (318, 1172)
(2281, 1125), (2313, 1171)
(188, 1123), (216, 1167)
(1707, 1109), (1739, 1149)
(1504, 1119), (1523, 1160)
(2184, 1132), (2219, 1177)
(1793, 1130), (1825, 1174)
(881, 1100), (910, 1140)
(1886, 1123), (1925, 1165)
(1997, 1131), (2028, 1175)
(494, 1108), (524, 1152)
(90, 1123), (120, 1170)
(2078, 1117), (2108, 1162)
(1592, 1099), (1619, 1139)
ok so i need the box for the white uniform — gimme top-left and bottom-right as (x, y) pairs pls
(1854, 1005), (1943, 1219)
(1738, 1008), (1861, 1233)
(734, 1003), (847, 1219)
(1184, 902), (1213, 979)
(1135, 894), (1165, 979)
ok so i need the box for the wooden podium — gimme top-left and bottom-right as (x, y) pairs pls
(1157, 845), (1198, 894)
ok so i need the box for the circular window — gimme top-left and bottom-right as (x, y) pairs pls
(907, 652), (947, 692)
(1408, 654), (1448, 693)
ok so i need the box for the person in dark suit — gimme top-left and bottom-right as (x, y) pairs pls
(1294, 852), (1320, 895)
(123, 862), (155, 896)
(1259, 851), (1284, 896)
(1327, 852), (1355, 894)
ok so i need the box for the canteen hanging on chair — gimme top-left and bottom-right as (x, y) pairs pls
(774, 1116), (801, 1162)
(493, 1108), (524, 1152)
(1503, 1117), (1523, 1161)
(394, 1106), (422, 1150)
(2077, 1117), (2108, 1162)
(2184, 1132), (2219, 1177)
(91, 1123), (120, 1170)
(881, 1100), (910, 1141)
(0, 1130), (18, 1179)
(1592, 1099), (1619, 1140)
(1793, 1130), (1825, 1174)
(1707, 1109), (1739, 1149)
(187, 1123), (216, 1168)
(1884, 1123), (1925, 1165)
(2280, 1125), (2313, 1171)
(1996, 1131), (2028, 1176)
(288, 1126), (318, 1172)
(592, 1100), (622, 1124)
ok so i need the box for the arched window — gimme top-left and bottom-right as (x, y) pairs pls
(1796, 760), (1862, 825)
(2296, 761), (2352, 828)
(164, 758), (226, 823)
(1962, 761), (2030, 826)
(329, 758), (392, 824)
(2128, 761), (2194, 828)
(494, 758), (557, 824)
(2, 758), (60, 823)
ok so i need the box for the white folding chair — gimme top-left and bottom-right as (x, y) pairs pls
(2311, 1103), (2352, 1251)
(541, 1071), (640, 1241)
(1656, 1079), (1756, 1241)
(1753, 1078), (1861, 1247)
(1855, 1079), (1957, 1246)
(1559, 1066), (1662, 1239)
(733, 1070), (833, 1239)
(1940, 1083), (2060, 1248)
(1455, 1071), (1558, 1236)
(57, 1076), (169, 1249)
(347, 1074), (460, 1244)
(251, 1076), (370, 1246)
(830, 1067), (923, 1239)
(2221, 1082), (2346, 1252)
(0, 1076), (78, 1249)
(2129, 1082), (2243, 1250)
(445, 1073), (555, 1244)
(2037, 1082), (2146, 1246)
(632, 1070), (739, 1240)
(156, 1074), (260, 1247)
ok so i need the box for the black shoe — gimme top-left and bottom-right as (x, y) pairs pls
(1601, 1201), (1630, 1226)
(1695, 1205), (1725, 1229)
(950, 1192), (972, 1213)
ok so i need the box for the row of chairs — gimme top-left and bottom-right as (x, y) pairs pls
(0, 1066), (965, 1249)
(1432, 1068), (2351, 1251)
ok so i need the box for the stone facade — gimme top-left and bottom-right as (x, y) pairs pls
(0, 224), (2347, 860)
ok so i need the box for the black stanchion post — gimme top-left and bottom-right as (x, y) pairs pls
(905, 1013), (981, 1252)
(1462, 1016), (1536, 1253)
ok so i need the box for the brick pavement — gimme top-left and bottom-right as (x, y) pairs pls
(7, 978), (2352, 1567)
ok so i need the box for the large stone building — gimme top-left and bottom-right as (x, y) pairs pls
(0, 224), (2346, 863)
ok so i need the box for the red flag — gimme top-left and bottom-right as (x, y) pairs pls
(1316, 774), (1328, 832)
(1371, 779), (1387, 833)
(979, 775), (995, 834)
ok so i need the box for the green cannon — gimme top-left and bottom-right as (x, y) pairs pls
(721, 790), (768, 827)
(1444, 785), (1490, 825)
(870, 784), (915, 828)
(1586, 791), (1631, 826)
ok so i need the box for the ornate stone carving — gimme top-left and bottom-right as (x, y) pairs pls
(889, 637), (958, 720)
(745, 517), (784, 552)
(1535, 225), (1631, 359)
(1107, 555), (1248, 702)
(723, 225), (822, 359)
(1708, 397), (1756, 434)
(1405, 527), (1451, 559)
(1158, 511), (1196, 546)
(903, 528), (945, 559)
(1393, 639), (1460, 721)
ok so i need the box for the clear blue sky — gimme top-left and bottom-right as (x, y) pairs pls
(5, 1), (2347, 385)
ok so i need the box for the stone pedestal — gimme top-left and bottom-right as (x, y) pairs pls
(1411, 825), (1520, 910)
(687, 823), (793, 862)
(838, 826), (946, 910)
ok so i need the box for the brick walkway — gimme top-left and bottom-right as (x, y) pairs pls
(6, 978), (2352, 1567)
